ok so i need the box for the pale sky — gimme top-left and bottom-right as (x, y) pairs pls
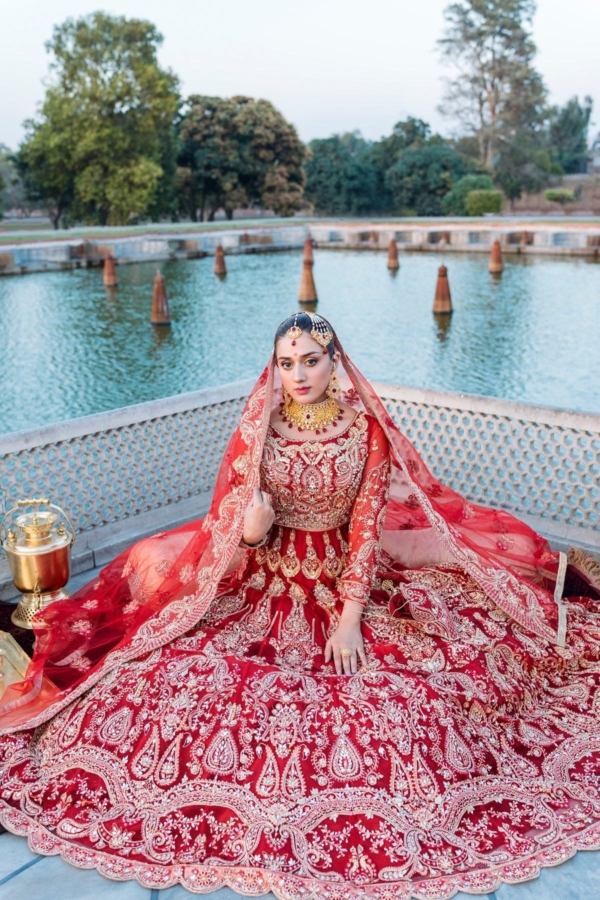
(1, 0), (599, 151)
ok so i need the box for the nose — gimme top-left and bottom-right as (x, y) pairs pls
(292, 361), (306, 382)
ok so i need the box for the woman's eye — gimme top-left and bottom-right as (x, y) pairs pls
(305, 358), (317, 366)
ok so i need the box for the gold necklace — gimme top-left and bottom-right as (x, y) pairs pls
(281, 394), (343, 434)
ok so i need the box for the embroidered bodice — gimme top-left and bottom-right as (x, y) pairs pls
(261, 411), (391, 606)
(261, 413), (371, 531)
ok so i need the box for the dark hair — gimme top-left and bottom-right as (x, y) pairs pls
(274, 312), (336, 358)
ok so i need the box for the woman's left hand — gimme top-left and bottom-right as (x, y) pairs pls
(325, 618), (367, 675)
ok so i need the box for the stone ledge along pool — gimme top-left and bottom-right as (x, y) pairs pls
(1, 248), (599, 434)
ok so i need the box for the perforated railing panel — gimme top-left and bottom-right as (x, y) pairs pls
(1, 384), (599, 537)
(1, 396), (246, 534)
(378, 391), (600, 532)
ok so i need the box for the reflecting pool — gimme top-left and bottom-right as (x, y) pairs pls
(1, 249), (599, 434)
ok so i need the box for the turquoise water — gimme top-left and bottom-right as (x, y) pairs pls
(1, 249), (599, 434)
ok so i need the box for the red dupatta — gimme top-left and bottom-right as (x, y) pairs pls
(0, 332), (565, 733)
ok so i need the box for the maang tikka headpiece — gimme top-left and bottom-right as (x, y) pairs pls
(285, 313), (303, 344)
(285, 312), (333, 349)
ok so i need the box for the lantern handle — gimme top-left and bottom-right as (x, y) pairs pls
(48, 503), (76, 546)
(0, 500), (76, 546)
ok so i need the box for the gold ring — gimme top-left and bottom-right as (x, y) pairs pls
(340, 648), (352, 658)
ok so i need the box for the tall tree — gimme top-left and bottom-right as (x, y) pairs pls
(438, 1), (547, 170)
(236, 97), (307, 217)
(177, 96), (240, 222)
(19, 13), (180, 226)
(177, 95), (306, 220)
(548, 96), (593, 174)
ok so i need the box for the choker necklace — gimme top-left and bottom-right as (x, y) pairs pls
(281, 395), (343, 434)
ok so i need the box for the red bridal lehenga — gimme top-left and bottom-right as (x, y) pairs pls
(2, 333), (600, 900)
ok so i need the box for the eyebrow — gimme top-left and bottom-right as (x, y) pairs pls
(277, 352), (320, 361)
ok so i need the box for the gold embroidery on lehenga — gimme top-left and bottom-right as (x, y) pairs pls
(261, 527), (346, 581)
(265, 526), (282, 571)
(266, 583), (319, 671)
(281, 529), (301, 578)
(261, 414), (370, 531)
(301, 534), (323, 580)
(323, 531), (345, 579)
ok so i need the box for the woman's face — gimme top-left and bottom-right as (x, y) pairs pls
(275, 330), (338, 405)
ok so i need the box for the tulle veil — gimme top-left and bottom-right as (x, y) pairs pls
(0, 321), (565, 733)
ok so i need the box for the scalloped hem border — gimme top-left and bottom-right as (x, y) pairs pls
(2, 803), (600, 900)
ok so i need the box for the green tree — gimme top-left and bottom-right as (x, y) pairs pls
(438, 1), (547, 170)
(17, 93), (78, 228)
(236, 97), (306, 217)
(0, 145), (31, 216)
(385, 140), (471, 216)
(494, 135), (554, 204)
(177, 95), (306, 220)
(0, 149), (8, 216)
(304, 133), (380, 215)
(177, 96), (239, 222)
(368, 118), (431, 171)
(19, 13), (180, 226)
(306, 119), (476, 217)
(548, 96), (593, 174)
(442, 173), (496, 214)
(364, 117), (431, 210)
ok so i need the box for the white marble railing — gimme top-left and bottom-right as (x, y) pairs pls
(2, 221), (600, 276)
(1, 382), (599, 598)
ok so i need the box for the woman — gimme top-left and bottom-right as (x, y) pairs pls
(1, 311), (600, 899)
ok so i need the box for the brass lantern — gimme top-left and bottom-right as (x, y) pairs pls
(1, 498), (75, 629)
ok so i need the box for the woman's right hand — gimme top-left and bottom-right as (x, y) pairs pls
(242, 486), (275, 545)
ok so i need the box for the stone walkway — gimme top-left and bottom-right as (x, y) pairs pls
(1, 829), (600, 899)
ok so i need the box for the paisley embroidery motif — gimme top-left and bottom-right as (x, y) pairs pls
(155, 733), (185, 787)
(98, 708), (133, 746)
(282, 746), (307, 800)
(329, 733), (363, 781)
(131, 725), (160, 779)
(57, 704), (88, 749)
(203, 728), (238, 775)
(256, 746), (280, 797)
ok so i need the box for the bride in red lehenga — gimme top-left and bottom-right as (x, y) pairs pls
(2, 311), (600, 899)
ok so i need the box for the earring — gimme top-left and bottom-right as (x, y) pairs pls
(326, 369), (341, 401)
(280, 386), (292, 412)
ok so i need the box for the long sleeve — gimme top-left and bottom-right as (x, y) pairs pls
(340, 416), (391, 608)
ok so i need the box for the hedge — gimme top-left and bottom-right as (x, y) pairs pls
(465, 190), (504, 216)
(544, 189), (575, 205)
